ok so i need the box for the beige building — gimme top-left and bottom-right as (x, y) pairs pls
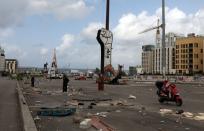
(175, 33), (204, 74)
(5, 59), (18, 74)
(142, 45), (155, 74)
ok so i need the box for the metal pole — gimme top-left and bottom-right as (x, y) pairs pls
(162, 0), (166, 78)
(106, 0), (110, 30)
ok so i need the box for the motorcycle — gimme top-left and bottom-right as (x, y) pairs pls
(155, 81), (183, 106)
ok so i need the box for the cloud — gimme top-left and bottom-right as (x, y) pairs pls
(0, 0), (28, 29)
(81, 22), (103, 43)
(28, 0), (94, 20)
(56, 34), (75, 55)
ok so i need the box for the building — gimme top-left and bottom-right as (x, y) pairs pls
(142, 45), (155, 74)
(5, 59), (18, 74)
(0, 46), (5, 73)
(153, 32), (183, 74)
(175, 33), (204, 74)
(129, 65), (143, 76)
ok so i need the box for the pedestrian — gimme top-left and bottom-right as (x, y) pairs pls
(63, 74), (69, 92)
(31, 76), (35, 87)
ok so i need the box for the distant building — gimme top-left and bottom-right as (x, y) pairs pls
(142, 45), (155, 74)
(0, 46), (5, 72)
(129, 66), (136, 76)
(175, 33), (204, 74)
(129, 65), (143, 76)
(5, 59), (18, 74)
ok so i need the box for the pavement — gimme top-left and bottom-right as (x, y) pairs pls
(19, 77), (204, 131)
(0, 76), (23, 131)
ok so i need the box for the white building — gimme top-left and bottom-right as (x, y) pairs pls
(153, 32), (184, 74)
(0, 46), (5, 72)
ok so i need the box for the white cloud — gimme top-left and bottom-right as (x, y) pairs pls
(56, 34), (75, 54)
(81, 22), (103, 43)
(28, 0), (94, 20)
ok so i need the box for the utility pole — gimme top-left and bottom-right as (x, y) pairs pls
(106, 0), (110, 30)
(162, 0), (166, 78)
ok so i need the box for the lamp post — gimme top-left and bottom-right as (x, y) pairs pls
(162, 0), (166, 78)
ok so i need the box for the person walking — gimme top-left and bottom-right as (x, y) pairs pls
(63, 74), (69, 92)
(31, 76), (35, 87)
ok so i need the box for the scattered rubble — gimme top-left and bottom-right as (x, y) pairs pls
(79, 119), (92, 129)
(128, 94), (136, 99)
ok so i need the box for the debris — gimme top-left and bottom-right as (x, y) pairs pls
(194, 113), (204, 121)
(176, 109), (184, 114)
(185, 127), (190, 130)
(66, 100), (79, 106)
(95, 112), (109, 118)
(90, 116), (116, 131)
(128, 94), (136, 99)
(79, 119), (91, 129)
(34, 115), (41, 121)
(159, 109), (173, 115)
(182, 112), (193, 118)
(37, 107), (76, 116)
(115, 110), (121, 113)
(160, 120), (165, 123)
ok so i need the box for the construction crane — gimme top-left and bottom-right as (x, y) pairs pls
(139, 0), (166, 77)
(138, 19), (162, 35)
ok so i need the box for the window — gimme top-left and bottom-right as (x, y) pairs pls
(201, 49), (203, 53)
(194, 54), (198, 58)
(194, 43), (198, 47)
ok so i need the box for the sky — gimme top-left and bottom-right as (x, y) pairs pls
(1, 0), (204, 69)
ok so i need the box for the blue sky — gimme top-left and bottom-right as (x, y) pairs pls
(1, 0), (204, 69)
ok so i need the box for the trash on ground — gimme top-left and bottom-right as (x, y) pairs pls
(34, 115), (41, 121)
(95, 112), (109, 118)
(128, 95), (136, 99)
(194, 113), (204, 121)
(159, 109), (173, 115)
(182, 112), (194, 118)
(79, 119), (92, 129)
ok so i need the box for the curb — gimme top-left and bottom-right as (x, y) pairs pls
(16, 81), (38, 131)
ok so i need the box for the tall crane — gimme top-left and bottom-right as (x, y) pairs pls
(138, 19), (162, 35)
(139, 0), (166, 77)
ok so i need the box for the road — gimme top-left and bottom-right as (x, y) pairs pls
(21, 77), (204, 131)
(0, 76), (23, 131)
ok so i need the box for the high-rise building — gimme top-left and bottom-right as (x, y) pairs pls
(0, 46), (5, 72)
(153, 32), (183, 74)
(142, 45), (155, 74)
(175, 33), (204, 74)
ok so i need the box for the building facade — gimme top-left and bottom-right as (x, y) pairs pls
(0, 46), (5, 72)
(5, 59), (18, 74)
(142, 45), (155, 74)
(175, 33), (204, 74)
(153, 32), (183, 74)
